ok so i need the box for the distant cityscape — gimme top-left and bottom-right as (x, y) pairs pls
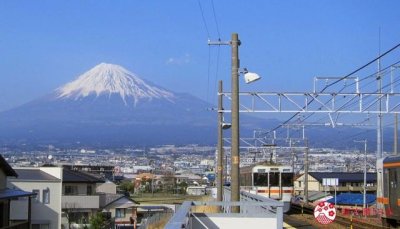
(2, 144), (384, 176)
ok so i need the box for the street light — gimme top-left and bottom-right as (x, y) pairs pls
(241, 68), (261, 84)
(211, 33), (261, 213)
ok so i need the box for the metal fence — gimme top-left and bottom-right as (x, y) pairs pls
(165, 190), (284, 229)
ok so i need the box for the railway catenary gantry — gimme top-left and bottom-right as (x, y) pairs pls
(218, 91), (400, 114)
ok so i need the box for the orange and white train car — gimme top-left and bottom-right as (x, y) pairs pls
(240, 164), (294, 213)
(377, 155), (400, 228)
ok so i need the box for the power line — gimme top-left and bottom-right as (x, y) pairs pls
(210, 0), (221, 39)
(197, 0), (210, 39)
(266, 43), (400, 135)
(206, 46), (211, 103)
(213, 45), (221, 101)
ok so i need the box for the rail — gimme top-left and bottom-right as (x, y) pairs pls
(165, 188), (284, 229)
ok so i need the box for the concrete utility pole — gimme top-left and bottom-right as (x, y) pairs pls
(395, 114), (398, 155)
(354, 139), (367, 217)
(363, 140), (367, 218)
(290, 139), (295, 173)
(231, 33), (241, 213)
(377, 44), (383, 159)
(304, 139), (309, 204)
(217, 80), (224, 202)
(208, 33), (241, 212)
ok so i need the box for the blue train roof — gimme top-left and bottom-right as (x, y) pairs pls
(383, 155), (400, 164)
(326, 193), (376, 205)
(309, 172), (376, 183)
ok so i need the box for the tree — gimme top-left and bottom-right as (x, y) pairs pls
(178, 181), (188, 194)
(62, 203), (79, 229)
(118, 180), (135, 195)
(162, 171), (176, 194)
(89, 212), (107, 229)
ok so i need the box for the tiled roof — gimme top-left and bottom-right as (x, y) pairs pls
(63, 169), (105, 183)
(100, 194), (139, 208)
(12, 169), (60, 181)
(0, 154), (18, 177)
(309, 172), (376, 183)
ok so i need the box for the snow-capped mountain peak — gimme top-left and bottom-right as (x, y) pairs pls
(56, 63), (175, 105)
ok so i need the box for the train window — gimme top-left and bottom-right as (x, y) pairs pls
(269, 172), (279, 186)
(281, 173), (294, 186)
(253, 173), (268, 186)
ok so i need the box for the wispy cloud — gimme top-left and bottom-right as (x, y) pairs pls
(166, 54), (191, 65)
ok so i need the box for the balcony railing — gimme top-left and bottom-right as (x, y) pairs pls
(62, 195), (100, 209)
(165, 188), (284, 229)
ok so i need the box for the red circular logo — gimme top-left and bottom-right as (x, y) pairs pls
(314, 201), (336, 225)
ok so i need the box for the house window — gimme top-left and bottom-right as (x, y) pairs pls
(65, 185), (78, 195)
(42, 188), (50, 204)
(32, 189), (40, 202)
(87, 185), (92, 195)
(115, 208), (126, 218)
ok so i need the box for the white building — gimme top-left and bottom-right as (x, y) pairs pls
(8, 167), (63, 229)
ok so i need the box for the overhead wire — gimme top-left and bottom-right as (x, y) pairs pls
(302, 67), (400, 147)
(197, 0), (210, 39)
(197, 0), (224, 105)
(265, 43), (400, 136)
(210, 0), (221, 39)
(272, 59), (400, 139)
(197, 0), (212, 103)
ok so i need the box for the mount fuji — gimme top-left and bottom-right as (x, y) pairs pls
(0, 63), (232, 146)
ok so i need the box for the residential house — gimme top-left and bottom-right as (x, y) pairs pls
(0, 155), (35, 229)
(100, 194), (139, 228)
(61, 169), (105, 228)
(96, 181), (117, 194)
(8, 167), (63, 229)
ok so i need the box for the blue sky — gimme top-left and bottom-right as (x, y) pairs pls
(1, 0), (400, 113)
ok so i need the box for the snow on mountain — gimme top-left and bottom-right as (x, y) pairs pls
(56, 63), (175, 105)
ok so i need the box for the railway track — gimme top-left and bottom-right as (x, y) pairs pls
(290, 203), (384, 229)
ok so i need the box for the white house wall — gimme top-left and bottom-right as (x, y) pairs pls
(10, 180), (62, 229)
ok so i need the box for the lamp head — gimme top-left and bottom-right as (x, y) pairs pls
(221, 122), (232, 130)
(244, 72), (261, 84)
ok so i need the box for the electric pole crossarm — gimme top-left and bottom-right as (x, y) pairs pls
(208, 40), (231, 46)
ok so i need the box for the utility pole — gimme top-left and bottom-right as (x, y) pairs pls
(304, 139), (309, 204)
(377, 33), (383, 159)
(395, 114), (398, 155)
(355, 139), (367, 218)
(231, 33), (241, 212)
(290, 139), (295, 173)
(208, 33), (241, 212)
(217, 80), (224, 202)
(363, 140), (367, 218)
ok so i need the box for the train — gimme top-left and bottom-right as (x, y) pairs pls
(240, 163), (294, 213)
(377, 155), (400, 227)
